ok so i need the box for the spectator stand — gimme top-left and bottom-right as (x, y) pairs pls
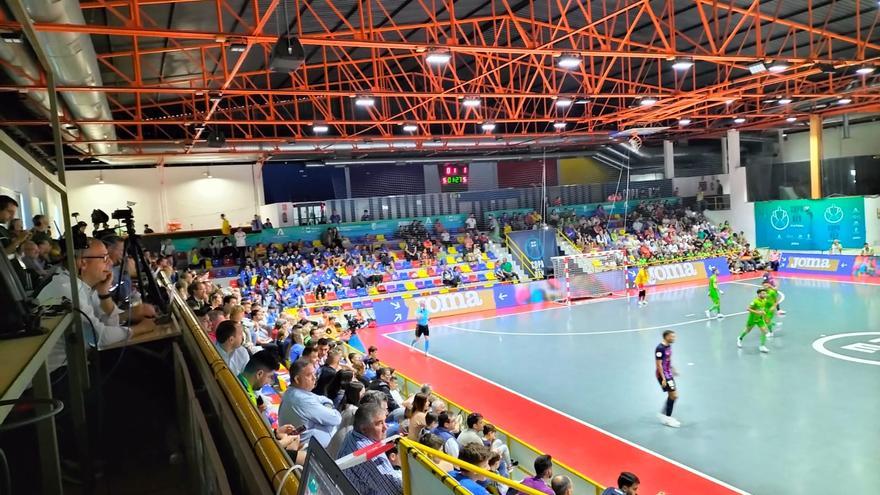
(346, 344), (606, 495)
(502, 231), (544, 280)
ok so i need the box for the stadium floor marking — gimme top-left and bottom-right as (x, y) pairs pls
(379, 331), (750, 495)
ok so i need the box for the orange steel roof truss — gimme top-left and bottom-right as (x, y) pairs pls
(1, 0), (879, 162)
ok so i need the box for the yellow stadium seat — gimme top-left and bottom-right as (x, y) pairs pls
(486, 272), (497, 280)
(398, 241), (407, 249)
(486, 261), (495, 269)
(460, 265), (472, 273)
(481, 253), (489, 261)
(446, 256), (456, 264)
(439, 288), (449, 294)
(402, 293), (413, 299)
(368, 287), (379, 296)
(377, 234), (386, 241)
(312, 240), (323, 248)
(404, 281), (417, 291)
(447, 246), (458, 254)
(416, 269), (428, 278)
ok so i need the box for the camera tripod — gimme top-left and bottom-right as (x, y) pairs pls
(117, 216), (170, 313)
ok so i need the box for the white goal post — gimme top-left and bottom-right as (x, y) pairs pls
(551, 251), (629, 303)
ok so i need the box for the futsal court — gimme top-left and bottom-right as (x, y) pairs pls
(373, 275), (880, 495)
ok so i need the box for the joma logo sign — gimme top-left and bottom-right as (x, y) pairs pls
(789, 257), (836, 271)
(417, 291), (485, 313)
(648, 263), (698, 282)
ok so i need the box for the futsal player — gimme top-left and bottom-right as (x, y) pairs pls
(738, 288), (770, 353)
(762, 269), (784, 314)
(635, 265), (649, 306)
(705, 266), (724, 319)
(410, 300), (430, 355)
(655, 330), (680, 428)
(762, 281), (782, 335)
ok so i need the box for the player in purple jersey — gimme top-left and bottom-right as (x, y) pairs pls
(655, 330), (680, 428)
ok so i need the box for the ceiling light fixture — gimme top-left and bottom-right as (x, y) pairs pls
(229, 42), (247, 53)
(678, 118), (692, 126)
(786, 116), (797, 123)
(552, 121), (567, 130)
(733, 117), (746, 124)
(481, 121), (496, 132)
(402, 123), (418, 132)
(747, 61), (767, 74)
(639, 97), (658, 106)
(354, 95), (375, 107)
(425, 50), (452, 65)
(557, 53), (581, 69)
(671, 58), (694, 71)
(855, 65), (876, 75)
(555, 97), (573, 108)
(312, 122), (329, 133)
(778, 97), (793, 105)
(767, 61), (788, 73)
(461, 96), (481, 108)
(837, 97), (852, 105)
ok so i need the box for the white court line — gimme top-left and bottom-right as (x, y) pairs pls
(381, 334), (751, 495)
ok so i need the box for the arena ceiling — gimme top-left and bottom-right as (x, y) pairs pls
(0, 0), (878, 168)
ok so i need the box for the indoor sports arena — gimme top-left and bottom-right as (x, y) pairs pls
(1, 1), (879, 494)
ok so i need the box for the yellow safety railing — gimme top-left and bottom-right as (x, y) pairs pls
(556, 228), (582, 255)
(399, 438), (551, 495)
(165, 278), (298, 494)
(345, 343), (605, 495)
(504, 232), (541, 280)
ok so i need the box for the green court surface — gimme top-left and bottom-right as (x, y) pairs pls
(385, 277), (880, 495)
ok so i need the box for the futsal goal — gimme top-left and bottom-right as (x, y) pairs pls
(551, 250), (629, 303)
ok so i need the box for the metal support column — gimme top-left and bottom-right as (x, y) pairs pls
(810, 115), (823, 199)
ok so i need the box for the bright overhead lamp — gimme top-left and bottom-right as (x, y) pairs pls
(557, 53), (581, 69)
(725, 98), (736, 105)
(837, 97), (852, 105)
(552, 121), (567, 130)
(354, 95), (375, 107)
(671, 58), (694, 71)
(786, 116), (797, 123)
(733, 117), (746, 124)
(575, 98), (590, 104)
(639, 97), (658, 106)
(555, 97), (573, 108)
(425, 50), (452, 65)
(461, 96), (481, 108)
(855, 65), (876, 75)
(767, 61), (788, 73)
(678, 118), (692, 126)
(480, 121), (496, 132)
(748, 62), (767, 74)
(777, 97), (793, 105)
(402, 123), (418, 132)
(312, 122), (329, 133)
(229, 42), (247, 53)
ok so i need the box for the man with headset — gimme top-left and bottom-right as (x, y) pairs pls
(37, 237), (156, 372)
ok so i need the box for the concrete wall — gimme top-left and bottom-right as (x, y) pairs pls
(865, 196), (880, 248)
(0, 149), (63, 232)
(725, 165), (756, 245)
(671, 174), (730, 197)
(781, 120), (880, 163)
(67, 165), (263, 233)
(558, 157), (615, 185)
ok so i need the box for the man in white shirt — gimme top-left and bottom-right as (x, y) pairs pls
(37, 238), (155, 372)
(465, 213), (477, 231)
(234, 228), (247, 259)
(214, 320), (250, 376)
(278, 358), (342, 447)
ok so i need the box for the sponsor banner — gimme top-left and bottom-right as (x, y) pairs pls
(755, 197), (865, 250)
(625, 257), (730, 288)
(507, 230), (558, 277)
(778, 252), (879, 278)
(373, 287), (499, 325)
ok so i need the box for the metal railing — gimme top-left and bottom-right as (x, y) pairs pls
(503, 232), (542, 280)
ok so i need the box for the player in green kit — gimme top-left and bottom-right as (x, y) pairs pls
(705, 266), (724, 319)
(738, 288), (770, 353)
(762, 281), (782, 336)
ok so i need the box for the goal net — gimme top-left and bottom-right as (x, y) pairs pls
(552, 251), (628, 303)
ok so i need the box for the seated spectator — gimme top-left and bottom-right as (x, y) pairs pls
(186, 280), (210, 312)
(432, 412), (460, 458)
(449, 443), (492, 495)
(551, 475), (573, 495)
(457, 412), (485, 449)
(237, 350), (279, 408)
(419, 432), (455, 473)
(406, 393), (430, 440)
(215, 320), (250, 375)
(278, 359), (342, 447)
(496, 257), (519, 282)
(442, 265), (462, 287)
(328, 386), (378, 458)
(389, 376), (406, 412)
(600, 472), (640, 495)
(337, 402), (402, 495)
(369, 367), (403, 418)
(483, 424), (514, 477)
(511, 454), (554, 495)
(860, 243), (875, 257)
(314, 348), (343, 397)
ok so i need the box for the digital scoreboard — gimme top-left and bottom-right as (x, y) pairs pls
(439, 164), (468, 192)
